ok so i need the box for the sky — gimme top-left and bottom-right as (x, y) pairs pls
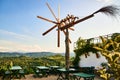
(0, 0), (120, 53)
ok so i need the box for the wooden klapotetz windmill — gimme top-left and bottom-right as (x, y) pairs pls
(37, 3), (120, 70)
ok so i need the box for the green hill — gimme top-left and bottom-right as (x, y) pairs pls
(0, 52), (58, 57)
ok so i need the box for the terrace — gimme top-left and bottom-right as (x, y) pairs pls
(0, 70), (102, 80)
(0, 33), (120, 80)
(0, 0), (120, 80)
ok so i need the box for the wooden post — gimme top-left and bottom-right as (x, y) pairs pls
(65, 28), (70, 79)
(65, 28), (70, 70)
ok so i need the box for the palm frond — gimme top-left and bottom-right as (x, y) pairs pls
(100, 36), (107, 44)
(93, 46), (103, 51)
(94, 5), (120, 17)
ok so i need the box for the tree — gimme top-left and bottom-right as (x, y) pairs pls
(73, 37), (101, 67)
(94, 36), (120, 80)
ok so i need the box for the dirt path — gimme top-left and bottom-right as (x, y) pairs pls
(1, 74), (102, 80)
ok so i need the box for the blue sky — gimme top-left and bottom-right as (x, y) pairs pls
(0, 0), (120, 53)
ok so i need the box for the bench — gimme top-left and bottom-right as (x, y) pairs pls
(72, 72), (95, 80)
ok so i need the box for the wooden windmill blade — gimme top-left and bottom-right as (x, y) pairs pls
(37, 16), (57, 24)
(57, 4), (60, 47)
(58, 26), (60, 47)
(46, 2), (61, 47)
(69, 27), (74, 31)
(42, 25), (57, 35)
(46, 2), (58, 22)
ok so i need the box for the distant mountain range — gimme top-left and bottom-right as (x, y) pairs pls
(0, 52), (58, 57)
(0, 52), (75, 57)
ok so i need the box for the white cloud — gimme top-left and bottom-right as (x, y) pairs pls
(0, 46), (11, 52)
(96, 0), (113, 3)
(0, 29), (42, 52)
(20, 45), (42, 52)
(0, 29), (40, 42)
(0, 40), (43, 52)
(0, 39), (65, 53)
(0, 29), (65, 53)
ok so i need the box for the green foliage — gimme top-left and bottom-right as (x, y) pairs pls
(111, 33), (120, 42)
(94, 36), (120, 80)
(73, 37), (100, 67)
(73, 37), (86, 67)
(0, 54), (66, 75)
(72, 52), (80, 67)
(0, 52), (56, 57)
(73, 33), (120, 79)
(73, 33), (120, 68)
(0, 60), (13, 75)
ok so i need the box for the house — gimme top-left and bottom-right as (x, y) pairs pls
(79, 52), (107, 69)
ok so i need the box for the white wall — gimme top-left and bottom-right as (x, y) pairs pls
(79, 52), (107, 68)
